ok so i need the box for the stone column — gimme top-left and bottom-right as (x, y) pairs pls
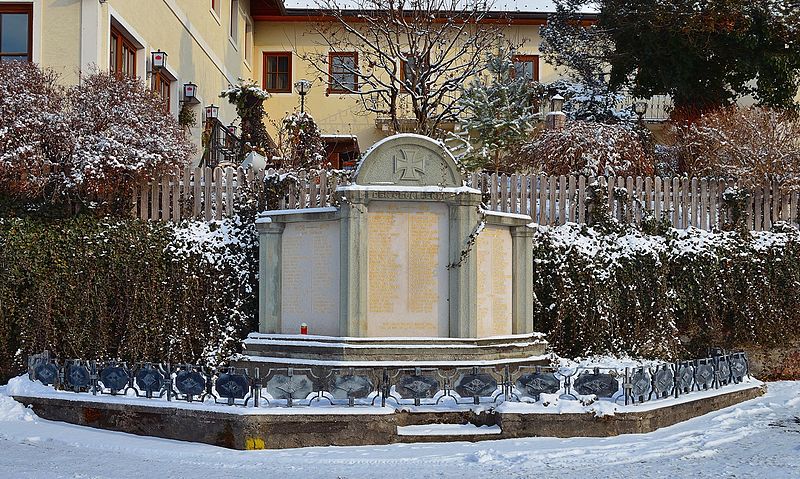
(257, 221), (285, 333)
(339, 193), (369, 336)
(511, 226), (535, 334)
(447, 194), (482, 338)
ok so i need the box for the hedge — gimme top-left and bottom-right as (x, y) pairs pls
(533, 223), (800, 360)
(3, 210), (799, 383)
(0, 214), (258, 383)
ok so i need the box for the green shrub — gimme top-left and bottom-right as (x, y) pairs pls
(0, 214), (257, 383)
(533, 223), (800, 359)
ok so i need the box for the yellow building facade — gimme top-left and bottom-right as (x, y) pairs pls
(1, 0), (574, 164)
(1, 0), (257, 161)
(7, 1), (792, 165)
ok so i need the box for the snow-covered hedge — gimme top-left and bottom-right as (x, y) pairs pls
(0, 214), (258, 383)
(533, 223), (800, 359)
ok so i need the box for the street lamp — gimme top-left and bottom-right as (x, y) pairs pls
(634, 100), (648, 122)
(294, 79), (312, 113)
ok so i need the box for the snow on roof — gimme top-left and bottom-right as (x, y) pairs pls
(282, 0), (599, 14)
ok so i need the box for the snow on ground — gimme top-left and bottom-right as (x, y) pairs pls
(1, 382), (799, 479)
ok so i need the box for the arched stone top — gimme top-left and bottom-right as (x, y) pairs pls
(354, 134), (463, 187)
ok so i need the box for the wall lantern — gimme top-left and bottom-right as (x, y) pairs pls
(183, 82), (199, 104)
(550, 94), (565, 112)
(151, 50), (167, 70)
(205, 104), (219, 121)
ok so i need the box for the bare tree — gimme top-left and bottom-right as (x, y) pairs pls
(300, 0), (507, 137)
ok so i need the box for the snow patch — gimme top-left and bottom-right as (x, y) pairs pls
(396, 424), (502, 436)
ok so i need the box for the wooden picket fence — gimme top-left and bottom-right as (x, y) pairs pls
(133, 168), (800, 231)
(131, 167), (343, 222)
(470, 173), (800, 231)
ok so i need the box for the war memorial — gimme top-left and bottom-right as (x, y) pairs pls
(12, 135), (762, 449)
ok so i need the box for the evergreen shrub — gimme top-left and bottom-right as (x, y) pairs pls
(0, 213), (258, 383)
(533, 223), (800, 360)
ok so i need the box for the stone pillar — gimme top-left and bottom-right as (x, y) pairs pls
(257, 221), (285, 333)
(447, 194), (482, 338)
(511, 226), (535, 334)
(545, 111), (567, 131)
(339, 194), (369, 336)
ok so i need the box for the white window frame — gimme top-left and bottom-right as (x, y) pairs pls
(228, 0), (239, 50)
(210, 0), (221, 25)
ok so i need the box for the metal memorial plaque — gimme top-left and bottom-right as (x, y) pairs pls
(677, 363), (694, 392)
(630, 369), (651, 399)
(653, 367), (674, 397)
(716, 357), (731, 385)
(573, 372), (618, 398)
(215, 373), (250, 400)
(329, 374), (374, 400)
(695, 363), (715, 390)
(100, 365), (129, 391)
(34, 363), (58, 386)
(135, 367), (164, 394)
(731, 354), (748, 382)
(454, 373), (498, 399)
(396, 374), (440, 399)
(175, 370), (206, 396)
(515, 372), (560, 400)
(67, 363), (90, 389)
(266, 374), (314, 400)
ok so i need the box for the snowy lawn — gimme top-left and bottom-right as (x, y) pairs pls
(1, 382), (798, 479)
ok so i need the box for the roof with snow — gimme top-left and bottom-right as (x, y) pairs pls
(259, 0), (598, 16)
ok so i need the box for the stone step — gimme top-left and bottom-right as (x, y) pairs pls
(241, 333), (549, 363)
(396, 423), (503, 443)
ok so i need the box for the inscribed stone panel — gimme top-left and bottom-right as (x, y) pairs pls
(476, 225), (513, 337)
(281, 221), (340, 336)
(366, 201), (449, 337)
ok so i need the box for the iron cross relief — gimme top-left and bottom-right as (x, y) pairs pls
(393, 149), (426, 181)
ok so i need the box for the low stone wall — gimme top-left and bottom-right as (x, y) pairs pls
(13, 385), (764, 450)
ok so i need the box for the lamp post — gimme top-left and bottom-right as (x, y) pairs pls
(294, 79), (311, 113)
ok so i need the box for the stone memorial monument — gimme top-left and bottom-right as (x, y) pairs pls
(238, 134), (547, 368)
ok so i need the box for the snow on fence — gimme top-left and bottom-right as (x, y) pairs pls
(133, 168), (800, 231)
(471, 173), (800, 231)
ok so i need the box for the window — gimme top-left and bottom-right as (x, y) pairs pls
(110, 25), (138, 77)
(0, 4), (32, 62)
(328, 52), (357, 93)
(152, 72), (172, 112)
(211, 0), (221, 18)
(229, 0), (239, 45)
(263, 52), (291, 93)
(512, 55), (539, 81)
(244, 19), (253, 64)
(400, 54), (429, 91)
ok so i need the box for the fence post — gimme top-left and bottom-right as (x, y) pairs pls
(567, 175), (576, 223)
(577, 175), (586, 224)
